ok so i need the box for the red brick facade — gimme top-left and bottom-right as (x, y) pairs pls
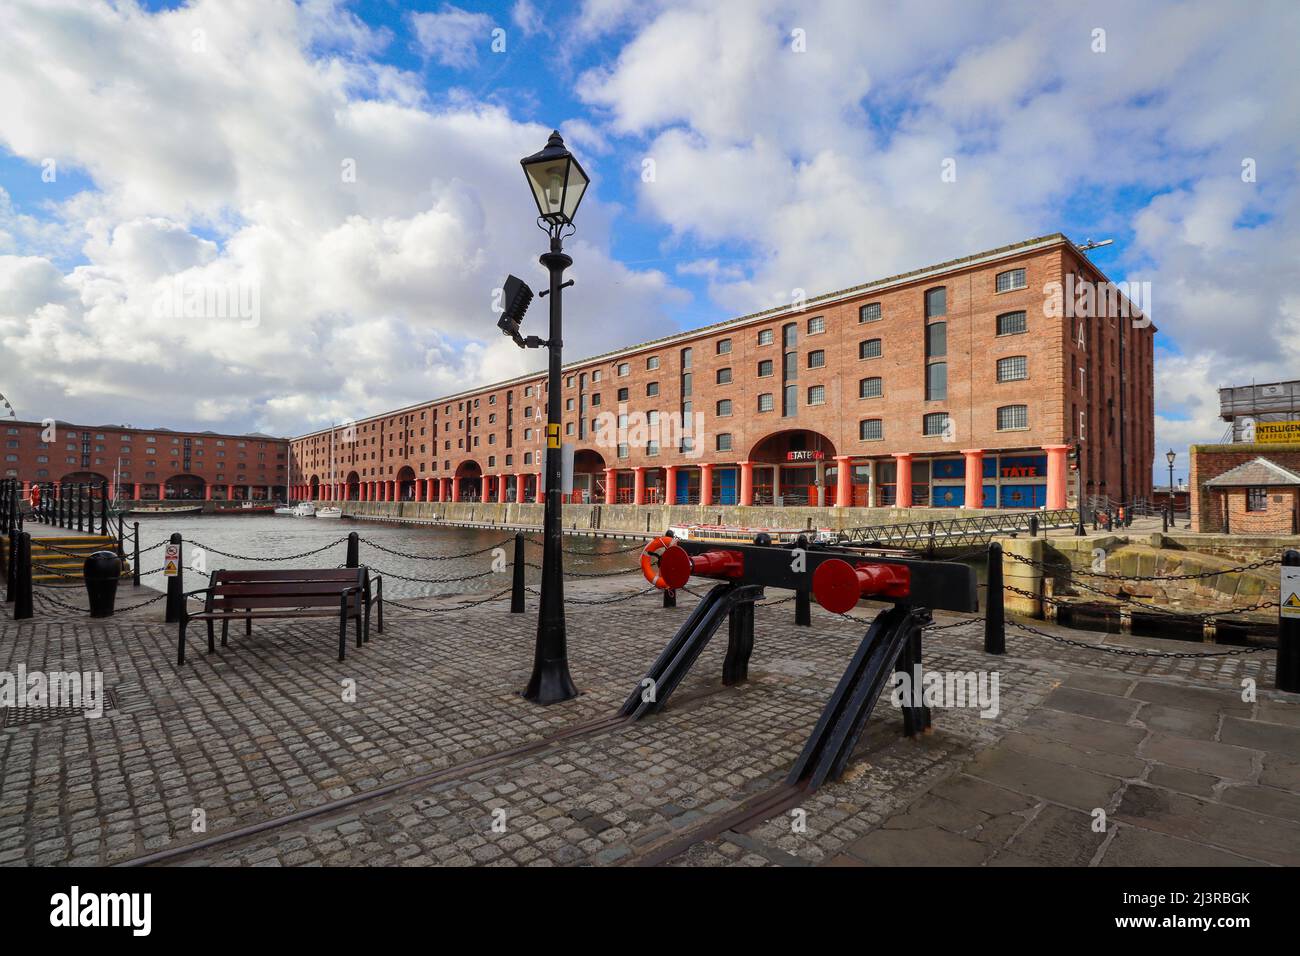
(1190, 444), (1300, 534)
(2, 420), (288, 501)
(291, 234), (1155, 510)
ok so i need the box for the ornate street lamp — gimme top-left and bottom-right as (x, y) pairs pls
(516, 130), (589, 705)
(1166, 448), (1176, 494)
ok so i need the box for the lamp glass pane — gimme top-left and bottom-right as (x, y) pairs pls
(525, 157), (571, 219)
(562, 159), (589, 221)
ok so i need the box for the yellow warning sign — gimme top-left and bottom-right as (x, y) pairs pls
(546, 422), (560, 449)
(164, 543), (180, 577)
(1282, 567), (1300, 619)
(164, 560), (178, 577)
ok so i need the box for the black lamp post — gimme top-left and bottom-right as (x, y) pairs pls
(1166, 448), (1176, 498)
(515, 130), (589, 705)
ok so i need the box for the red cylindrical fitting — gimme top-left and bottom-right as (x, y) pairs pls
(658, 546), (744, 590)
(812, 559), (911, 613)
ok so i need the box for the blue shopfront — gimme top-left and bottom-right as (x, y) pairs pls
(929, 453), (1048, 508)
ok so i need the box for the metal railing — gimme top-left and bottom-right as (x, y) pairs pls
(838, 507), (1082, 551)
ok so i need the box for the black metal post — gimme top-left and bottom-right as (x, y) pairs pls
(14, 532), (33, 620)
(164, 532), (184, 624)
(663, 587), (676, 608)
(132, 522), (140, 587)
(1280, 550), (1300, 693)
(1162, 508), (1168, 533)
(1028, 514), (1039, 538)
(100, 480), (108, 536)
(76, 484), (84, 533)
(511, 531), (525, 613)
(795, 587), (811, 625)
(523, 236), (578, 705)
(5, 527), (16, 602)
(984, 541), (1005, 654)
(345, 531), (359, 569)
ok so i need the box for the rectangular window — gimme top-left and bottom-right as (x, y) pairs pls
(680, 347), (692, 369)
(807, 315), (825, 335)
(997, 311), (1027, 335)
(859, 419), (883, 441)
(646, 356), (659, 370)
(807, 385), (826, 406)
(758, 329), (774, 345)
(617, 387), (629, 402)
(859, 302), (881, 323)
(807, 349), (825, 369)
(997, 355), (1028, 382)
(859, 338), (881, 359)
(758, 359), (774, 377)
(997, 405), (1029, 430)
(1246, 487), (1268, 512)
(716, 367), (732, 384)
(716, 433), (733, 452)
(925, 321), (947, 358)
(859, 377), (882, 399)
(717, 338), (732, 354)
(923, 412), (950, 437)
(926, 362), (947, 401)
(646, 382), (659, 396)
(783, 384), (797, 417)
(617, 362), (630, 376)
(716, 399), (732, 417)
(925, 287), (946, 318)
(782, 323), (797, 347)
(996, 268), (1027, 293)
(757, 392), (774, 412)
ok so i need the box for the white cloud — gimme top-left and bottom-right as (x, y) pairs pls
(410, 5), (494, 70)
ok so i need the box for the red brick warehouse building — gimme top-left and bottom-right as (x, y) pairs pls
(290, 234), (1155, 511)
(2, 420), (289, 501)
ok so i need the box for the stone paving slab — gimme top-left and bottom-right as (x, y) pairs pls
(0, 578), (1295, 867)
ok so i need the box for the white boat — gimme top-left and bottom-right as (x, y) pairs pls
(316, 506), (342, 519)
(291, 501), (316, 518)
(273, 505), (297, 516)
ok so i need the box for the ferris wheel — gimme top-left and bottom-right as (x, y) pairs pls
(0, 393), (15, 420)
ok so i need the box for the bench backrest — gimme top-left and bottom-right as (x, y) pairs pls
(207, 567), (367, 612)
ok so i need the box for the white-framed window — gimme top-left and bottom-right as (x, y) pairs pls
(997, 311), (1027, 335)
(996, 268), (1027, 293)
(758, 359), (774, 377)
(716, 367), (733, 384)
(716, 399), (732, 417)
(807, 315), (825, 335)
(646, 356), (659, 370)
(997, 405), (1029, 430)
(807, 350), (825, 369)
(997, 355), (1028, 382)
(717, 339), (732, 354)
(859, 338), (882, 359)
(859, 419), (883, 441)
(716, 433), (733, 451)
(859, 377), (883, 399)
(859, 302), (881, 323)
(617, 362), (630, 376)
(758, 329), (774, 346)
(807, 385), (826, 406)
(757, 393), (774, 412)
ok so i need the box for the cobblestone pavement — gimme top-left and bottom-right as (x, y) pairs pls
(1, 576), (1295, 867)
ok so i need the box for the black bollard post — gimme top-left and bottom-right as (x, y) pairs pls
(510, 532), (525, 613)
(84, 550), (121, 618)
(663, 588), (676, 608)
(984, 541), (1005, 654)
(1279, 550), (1300, 693)
(1162, 508), (1169, 533)
(132, 522), (141, 587)
(5, 527), (16, 602)
(795, 587), (811, 626)
(1028, 514), (1039, 538)
(164, 533), (184, 624)
(14, 532), (33, 620)
(345, 531), (359, 569)
(75, 484), (83, 533)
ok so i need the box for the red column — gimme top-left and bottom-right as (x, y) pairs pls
(205, 484), (213, 501)
(535, 472), (543, 504)
(1044, 444), (1069, 510)
(450, 477), (460, 502)
(699, 464), (713, 506)
(739, 461), (754, 506)
(664, 465), (678, 505)
(604, 468), (616, 505)
(498, 474), (509, 504)
(388, 480), (396, 501)
(133, 483), (141, 500)
(441, 477), (451, 501)
(632, 466), (646, 505)
(962, 449), (983, 509)
(227, 484), (234, 501)
(416, 479), (426, 502)
(893, 453), (913, 508)
(516, 473), (527, 504)
(834, 455), (852, 508)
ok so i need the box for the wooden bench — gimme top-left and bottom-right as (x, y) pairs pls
(177, 567), (383, 664)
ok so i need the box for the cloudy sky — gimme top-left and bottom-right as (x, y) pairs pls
(1, 0), (1297, 482)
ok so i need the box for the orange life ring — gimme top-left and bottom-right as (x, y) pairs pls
(640, 535), (677, 590)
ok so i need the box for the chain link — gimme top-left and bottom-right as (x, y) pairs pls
(1006, 549), (1281, 582)
(187, 537), (351, 562)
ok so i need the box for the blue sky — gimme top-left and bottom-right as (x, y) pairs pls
(1, 0), (1298, 486)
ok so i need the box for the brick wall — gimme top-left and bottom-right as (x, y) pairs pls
(1190, 443), (1300, 532)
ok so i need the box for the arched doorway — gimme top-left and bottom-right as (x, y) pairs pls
(60, 471), (112, 500)
(455, 460), (482, 501)
(346, 471), (360, 501)
(572, 449), (607, 504)
(747, 430), (837, 507)
(396, 466), (418, 501)
(309, 475), (320, 499)
(164, 474), (205, 500)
